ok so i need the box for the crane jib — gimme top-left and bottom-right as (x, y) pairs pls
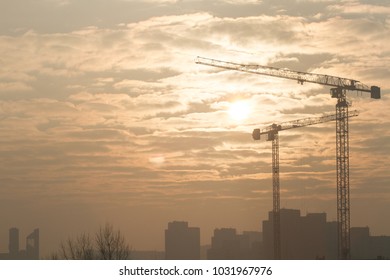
(195, 56), (380, 99)
(252, 111), (359, 141)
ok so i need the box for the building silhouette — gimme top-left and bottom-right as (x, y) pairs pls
(207, 228), (263, 259)
(263, 209), (337, 259)
(8, 228), (20, 259)
(351, 227), (390, 259)
(262, 209), (390, 259)
(26, 229), (39, 260)
(161, 212), (389, 260)
(0, 228), (40, 260)
(165, 221), (200, 260)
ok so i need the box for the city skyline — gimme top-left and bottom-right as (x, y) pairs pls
(0, 228), (39, 260)
(1, 0), (389, 258)
(2, 208), (389, 260)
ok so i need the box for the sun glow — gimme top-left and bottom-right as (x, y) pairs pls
(228, 100), (251, 121)
(149, 155), (165, 165)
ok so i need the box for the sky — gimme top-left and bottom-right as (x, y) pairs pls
(0, 0), (389, 258)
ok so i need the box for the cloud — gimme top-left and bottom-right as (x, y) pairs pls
(44, 0), (71, 6)
(0, 82), (33, 92)
(1, 9), (388, 191)
(0, 0), (389, 255)
(328, 1), (390, 15)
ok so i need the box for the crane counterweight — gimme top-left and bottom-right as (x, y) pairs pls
(371, 86), (381, 99)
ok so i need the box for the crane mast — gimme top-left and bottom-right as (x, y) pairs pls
(252, 111), (358, 260)
(196, 56), (381, 259)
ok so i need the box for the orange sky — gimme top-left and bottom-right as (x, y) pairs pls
(0, 0), (389, 257)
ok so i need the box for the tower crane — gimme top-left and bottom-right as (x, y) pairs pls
(252, 111), (358, 260)
(195, 56), (381, 259)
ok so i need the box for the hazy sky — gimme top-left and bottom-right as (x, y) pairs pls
(0, 0), (389, 257)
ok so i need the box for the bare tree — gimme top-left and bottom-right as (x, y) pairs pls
(59, 233), (94, 260)
(96, 223), (131, 260)
(53, 224), (131, 260)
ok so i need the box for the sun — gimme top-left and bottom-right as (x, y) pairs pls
(228, 100), (251, 121)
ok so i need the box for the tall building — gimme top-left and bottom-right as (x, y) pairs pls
(207, 228), (263, 259)
(262, 209), (390, 259)
(207, 228), (239, 260)
(8, 228), (20, 259)
(351, 227), (390, 259)
(0, 228), (40, 260)
(165, 221), (200, 260)
(263, 209), (336, 259)
(26, 229), (39, 260)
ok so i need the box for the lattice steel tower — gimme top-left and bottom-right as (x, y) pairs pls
(252, 112), (358, 259)
(196, 56), (381, 259)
